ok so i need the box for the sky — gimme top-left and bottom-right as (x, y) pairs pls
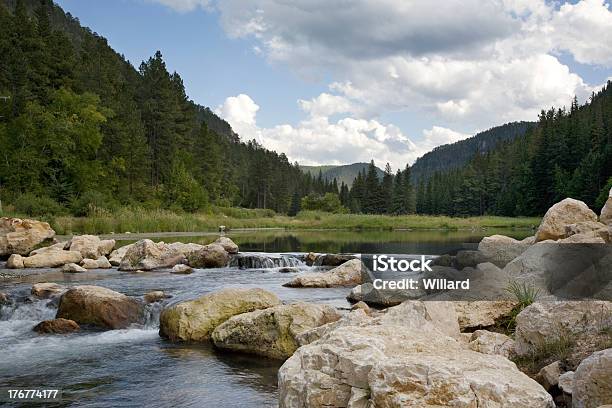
(55, 0), (612, 170)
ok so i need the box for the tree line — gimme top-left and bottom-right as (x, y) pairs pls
(0, 0), (335, 216)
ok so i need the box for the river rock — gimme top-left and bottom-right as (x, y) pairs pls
(283, 258), (363, 288)
(108, 243), (134, 266)
(455, 249), (487, 268)
(6, 254), (24, 269)
(314, 253), (355, 266)
(213, 237), (238, 254)
(22, 249), (83, 268)
(305, 252), (317, 266)
(166, 242), (205, 257)
(347, 281), (424, 307)
(514, 301), (612, 357)
(565, 221), (610, 241)
(573, 348), (612, 408)
(29, 241), (69, 256)
(81, 258), (99, 269)
(278, 301), (553, 408)
(468, 330), (515, 358)
(96, 256), (112, 269)
(119, 239), (186, 271)
(33, 318), (80, 334)
(0, 292), (9, 305)
(144, 291), (168, 303)
(453, 300), (518, 329)
(69, 235), (115, 259)
(212, 303), (341, 359)
(558, 370), (575, 394)
(171, 264), (193, 274)
(478, 234), (531, 267)
(535, 198), (598, 242)
(534, 361), (562, 391)
(159, 288), (280, 342)
(31, 283), (66, 298)
(0, 217), (55, 256)
(600, 187), (612, 225)
(62, 263), (87, 273)
(186, 244), (229, 268)
(56, 285), (143, 329)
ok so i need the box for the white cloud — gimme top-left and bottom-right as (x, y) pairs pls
(420, 126), (471, 153)
(214, 94), (261, 142)
(147, 0), (211, 12)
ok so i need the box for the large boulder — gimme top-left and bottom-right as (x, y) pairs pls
(186, 244), (229, 268)
(29, 241), (69, 256)
(535, 198), (598, 242)
(600, 186), (612, 225)
(22, 249), (83, 268)
(565, 221), (610, 242)
(33, 318), (80, 334)
(159, 288), (280, 342)
(283, 259), (363, 288)
(0, 217), (55, 256)
(108, 243), (134, 266)
(212, 303), (341, 359)
(514, 301), (612, 358)
(572, 348), (612, 408)
(62, 263), (87, 273)
(478, 234), (531, 267)
(453, 300), (518, 330)
(166, 242), (205, 257)
(69, 235), (115, 259)
(278, 301), (553, 408)
(213, 237), (239, 254)
(118, 239), (185, 271)
(56, 285), (143, 330)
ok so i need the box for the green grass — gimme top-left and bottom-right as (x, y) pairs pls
(512, 335), (575, 375)
(2, 207), (540, 235)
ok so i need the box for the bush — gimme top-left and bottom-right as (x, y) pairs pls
(161, 162), (208, 212)
(300, 193), (347, 213)
(70, 190), (119, 216)
(12, 193), (66, 216)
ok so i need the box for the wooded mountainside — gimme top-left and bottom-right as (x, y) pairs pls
(410, 122), (534, 182)
(0, 0), (339, 215)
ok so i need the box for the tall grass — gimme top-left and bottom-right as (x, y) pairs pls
(8, 207), (539, 235)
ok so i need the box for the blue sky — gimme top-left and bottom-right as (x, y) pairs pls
(55, 0), (612, 169)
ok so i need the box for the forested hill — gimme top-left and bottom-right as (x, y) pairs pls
(0, 0), (337, 215)
(301, 163), (384, 187)
(410, 121), (534, 182)
(416, 85), (612, 217)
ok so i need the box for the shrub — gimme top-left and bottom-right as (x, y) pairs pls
(300, 193), (347, 213)
(12, 193), (66, 216)
(70, 190), (119, 216)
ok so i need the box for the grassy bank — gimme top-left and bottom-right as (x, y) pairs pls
(3, 207), (541, 235)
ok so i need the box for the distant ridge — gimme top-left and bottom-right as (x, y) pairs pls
(301, 162), (384, 186)
(410, 121), (534, 182)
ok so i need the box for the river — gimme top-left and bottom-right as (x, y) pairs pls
(0, 229), (530, 407)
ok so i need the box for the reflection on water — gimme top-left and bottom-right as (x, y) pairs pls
(0, 229), (531, 407)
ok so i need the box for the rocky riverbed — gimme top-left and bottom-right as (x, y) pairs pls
(0, 191), (611, 407)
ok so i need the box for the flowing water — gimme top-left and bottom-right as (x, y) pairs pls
(0, 229), (530, 407)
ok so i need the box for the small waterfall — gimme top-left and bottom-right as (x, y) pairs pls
(0, 297), (57, 322)
(229, 253), (305, 269)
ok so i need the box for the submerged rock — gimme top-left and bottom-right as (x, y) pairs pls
(171, 264), (193, 274)
(159, 287), (280, 342)
(212, 303), (341, 359)
(0, 217), (55, 256)
(62, 263), (87, 273)
(572, 348), (612, 408)
(69, 235), (115, 259)
(186, 244), (229, 268)
(144, 291), (168, 303)
(33, 318), (80, 334)
(535, 198), (598, 242)
(56, 285), (143, 330)
(31, 283), (66, 298)
(119, 239), (185, 271)
(22, 249), (83, 268)
(283, 258), (363, 288)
